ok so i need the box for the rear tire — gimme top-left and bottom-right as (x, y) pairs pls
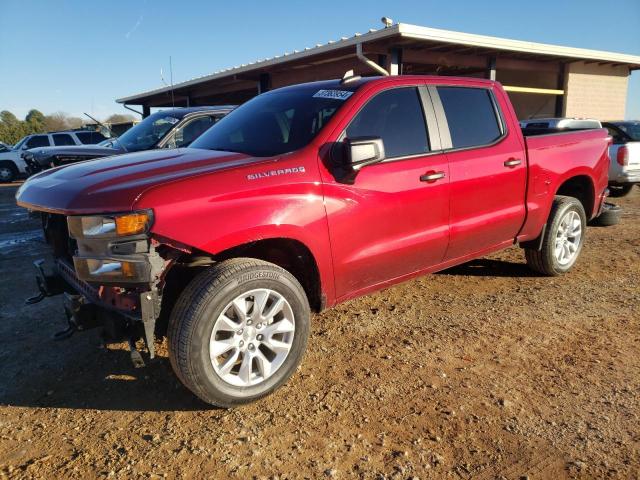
(0, 162), (17, 183)
(608, 184), (634, 197)
(525, 196), (586, 276)
(167, 258), (310, 407)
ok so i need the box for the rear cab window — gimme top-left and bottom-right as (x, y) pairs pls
(437, 86), (504, 149)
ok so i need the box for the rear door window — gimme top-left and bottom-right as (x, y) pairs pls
(346, 87), (430, 158)
(25, 135), (50, 148)
(52, 133), (76, 146)
(76, 131), (107, 144)
(437, 87), (503, 149)
(172, 115), (218, 148)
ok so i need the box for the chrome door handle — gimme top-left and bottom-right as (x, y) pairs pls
(420, 171), (446, 182)
(504, 158), (522, 167)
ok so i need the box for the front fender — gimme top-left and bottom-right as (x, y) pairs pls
(135, 160), (337, 305)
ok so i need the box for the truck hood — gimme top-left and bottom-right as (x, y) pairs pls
(28, 144), (122, 161)
(16, 148), (264, 214)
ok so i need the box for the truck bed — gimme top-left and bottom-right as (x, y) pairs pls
(518, 128), (611, 241)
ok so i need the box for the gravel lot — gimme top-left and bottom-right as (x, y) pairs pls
(0, 183), (638, 479)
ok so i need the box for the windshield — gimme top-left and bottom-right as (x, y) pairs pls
(12, 137), (27, 150)
(190, 85), (354, 156)
(614, 122), (640, 141)
(116, 112), (181, 152)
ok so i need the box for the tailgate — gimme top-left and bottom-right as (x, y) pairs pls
(625, 141), (640, 168)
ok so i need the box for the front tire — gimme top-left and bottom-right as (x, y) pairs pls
(525, 196), (586, 276)
(167, 258), (310, 407)
(0, 162), (17, 183)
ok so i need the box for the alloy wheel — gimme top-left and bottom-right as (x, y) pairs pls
(209, 288), (295, 387)
(554, 210), (582, 266)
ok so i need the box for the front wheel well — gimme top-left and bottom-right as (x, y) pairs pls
(0, 160), (18, 171)
(214, 238), (323, 312)
(157, 238), (323, 336)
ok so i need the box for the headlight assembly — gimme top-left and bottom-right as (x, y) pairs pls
(73, 257), (150, 283)
(68, 210), (153, 239)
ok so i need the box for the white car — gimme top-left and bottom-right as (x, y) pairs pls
(603, 121), (640, 197)
(0, 130), (106, 182)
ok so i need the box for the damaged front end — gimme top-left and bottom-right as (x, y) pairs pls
(29, 209), (181, 363)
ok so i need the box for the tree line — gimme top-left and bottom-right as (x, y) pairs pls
(0, 110), (136, 145)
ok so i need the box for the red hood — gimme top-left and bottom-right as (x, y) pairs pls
(16, 148), (268, 214)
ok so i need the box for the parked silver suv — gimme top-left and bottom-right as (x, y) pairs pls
(0, 130), (107, 182)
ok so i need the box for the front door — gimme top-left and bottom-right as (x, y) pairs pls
(319, 85), (450, 299)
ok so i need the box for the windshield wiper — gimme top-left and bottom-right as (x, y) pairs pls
(211, 147), (242, 153)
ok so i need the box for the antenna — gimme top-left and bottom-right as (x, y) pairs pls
(160, 67), (168, 86)
(83, 112), (115, 138)
(169, 56), (175, 108)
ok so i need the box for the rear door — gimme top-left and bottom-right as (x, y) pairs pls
(320, 85), (450, 299)
(431, 85), (527, 260)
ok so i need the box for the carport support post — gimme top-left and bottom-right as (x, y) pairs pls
(142, 105), (150, 119)
(390, 47), (403, 75)
(555, 65), (566, 117)
(258, 73), (271, 94)
(486, 56), (497, 81)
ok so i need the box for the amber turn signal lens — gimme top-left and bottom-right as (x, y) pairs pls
(115, 213), (149, 236)
(120, 261), (137, 278)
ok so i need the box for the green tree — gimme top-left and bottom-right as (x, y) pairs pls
(26, 109), (46, 133)
(0, 111), (29, 144)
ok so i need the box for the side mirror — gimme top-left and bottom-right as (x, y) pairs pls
(331, 136), (385, 184)
(346, 136), (385, 171)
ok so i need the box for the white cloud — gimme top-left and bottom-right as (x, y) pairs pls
(125, 14), (144, 39)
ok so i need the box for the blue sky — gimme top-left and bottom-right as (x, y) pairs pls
(1, 0), (639, 120)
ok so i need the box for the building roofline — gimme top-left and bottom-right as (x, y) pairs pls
(116, 22), (640, 104)
(397, 23), (640, 65)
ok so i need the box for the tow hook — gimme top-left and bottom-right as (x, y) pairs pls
(25, 259), (64, 305)
(128, 339), (146, 368)
(54, 293), (99, 341)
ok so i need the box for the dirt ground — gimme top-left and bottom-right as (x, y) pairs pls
(0, 182), (638, 480)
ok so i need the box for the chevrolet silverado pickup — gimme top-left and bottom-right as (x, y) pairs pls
(16, 75), (610, 407)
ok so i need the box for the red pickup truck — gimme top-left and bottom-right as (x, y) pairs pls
(17, 75), (610, 407)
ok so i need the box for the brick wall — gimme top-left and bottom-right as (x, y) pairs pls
(563, 62), (629, 120)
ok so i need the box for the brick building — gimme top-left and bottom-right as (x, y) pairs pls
(117, 23), (640, 121)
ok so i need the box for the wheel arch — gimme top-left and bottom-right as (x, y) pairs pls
(159, 236), (325, 326)
(554, 174), (596, 219)
(213, 237), (324, 312)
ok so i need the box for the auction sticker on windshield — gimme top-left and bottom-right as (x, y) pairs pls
(313, 90), (353, 100)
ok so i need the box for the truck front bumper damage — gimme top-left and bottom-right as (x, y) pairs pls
(27, 247), (166, 361)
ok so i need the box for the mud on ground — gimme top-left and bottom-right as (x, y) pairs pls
(0, 183), (638, 479)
